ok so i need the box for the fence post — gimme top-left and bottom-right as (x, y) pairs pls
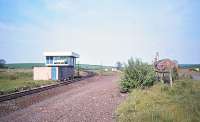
(169, 69), (173, 87)
(77, 61), (80, 77)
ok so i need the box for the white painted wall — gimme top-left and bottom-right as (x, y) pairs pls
(33, 67), (52, 80)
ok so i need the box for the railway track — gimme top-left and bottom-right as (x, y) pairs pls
(0, 70), (96, 102)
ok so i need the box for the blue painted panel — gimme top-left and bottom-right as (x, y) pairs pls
(46, 56), (49, 64)
(51, 67), (57, 80)
(50, 57), (53, 64)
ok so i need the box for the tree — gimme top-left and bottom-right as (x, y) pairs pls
(0, 59), (6, 68)
(116, 61), (122, 70)
(120, 58), (156, 92)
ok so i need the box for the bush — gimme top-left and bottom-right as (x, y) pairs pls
(9, 74), (18, 80)
(120, 58), (156, 92)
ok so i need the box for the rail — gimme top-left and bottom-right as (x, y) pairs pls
(0, 71), (96, 102)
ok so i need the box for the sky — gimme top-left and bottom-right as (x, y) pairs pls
(0, 0), (200, 66)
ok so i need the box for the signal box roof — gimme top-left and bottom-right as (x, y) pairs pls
(43, 51), (79, 58)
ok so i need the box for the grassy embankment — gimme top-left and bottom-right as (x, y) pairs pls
(116, 79), (200, 122)
(0, 69), (56, 95)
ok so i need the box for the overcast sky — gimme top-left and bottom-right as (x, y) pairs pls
(0, 0), (200, 66)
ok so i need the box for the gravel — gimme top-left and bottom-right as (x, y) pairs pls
(0, 73), (127, 122)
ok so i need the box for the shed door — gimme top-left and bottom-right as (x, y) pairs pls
(51, 67), (57, 80)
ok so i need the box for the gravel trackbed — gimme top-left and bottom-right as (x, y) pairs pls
(0, 73), (126, 122)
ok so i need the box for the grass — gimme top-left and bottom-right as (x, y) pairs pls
(6, 63), (45, 69)
(94, 70), (116, 76)
(0, 69), (56, 95)
(6, 63), (112, 70)
(116, 79), (200, 122)
(76, 64), (112, 70)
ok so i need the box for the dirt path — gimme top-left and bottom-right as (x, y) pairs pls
(0, 73), (127, 122)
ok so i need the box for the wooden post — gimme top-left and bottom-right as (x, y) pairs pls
(169, 69), (173, 87)
(77, 61), (80, 77)
(160, 73), (164, 83)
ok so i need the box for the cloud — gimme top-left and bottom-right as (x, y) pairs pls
(43, 0), (79, 12)
(0, 0), (199, 64)
(0, 22), (24, 31)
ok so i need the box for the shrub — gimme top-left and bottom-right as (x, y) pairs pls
(120, 58), (156, 92)
(9, 74), (18, 80)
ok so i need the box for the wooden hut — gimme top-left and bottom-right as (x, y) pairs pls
(154, 58), (178, 87)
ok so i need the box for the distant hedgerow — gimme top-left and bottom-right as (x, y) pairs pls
(120, 58), (156, 92)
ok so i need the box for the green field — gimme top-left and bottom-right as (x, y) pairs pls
(116, 79), (200, 122)
(0, 69), (56, 95)
(0, 63), (112, 95)
(179, 64), (200, 69)
(6, 63), (112, 70)
(6, 63), (45, 69)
